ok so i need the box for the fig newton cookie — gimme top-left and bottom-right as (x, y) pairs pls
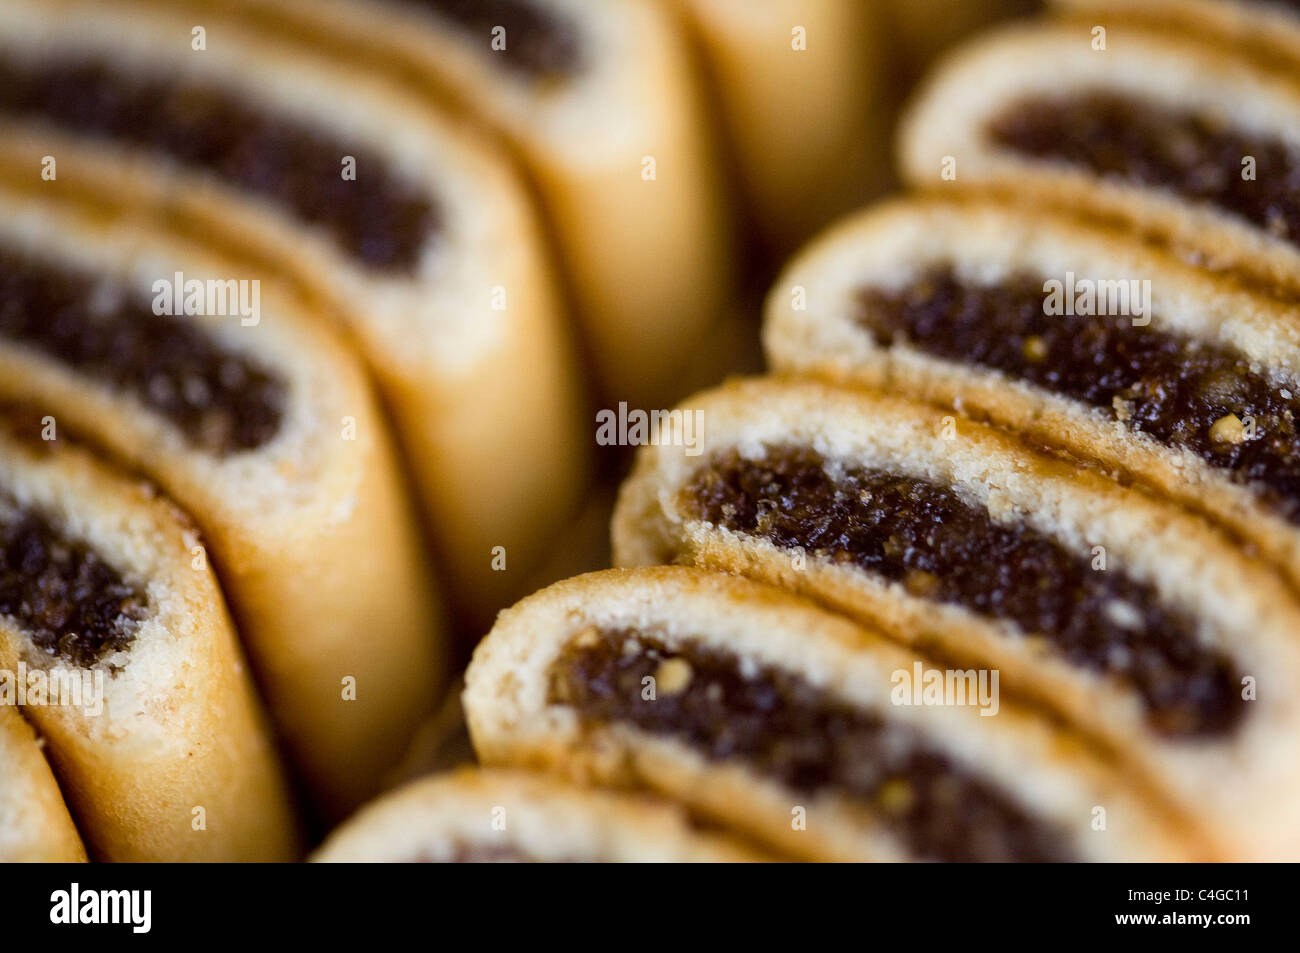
(466, 568), (1200, 861)
(0, 419), (296, 861)
(899, 22), (1300, 296)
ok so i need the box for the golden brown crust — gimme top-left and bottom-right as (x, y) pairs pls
(0, 0), (588, 626)
(0, 189), (445, 819)
(0, 706), (86, 862)
(898, 20), (1300, 298)
(0, 424), (297, 861)
(764, 195), (1300, 599)
(312, 766), (769, 862)
(465, 567), (1201, 861)
(610, 378), (1300, 859)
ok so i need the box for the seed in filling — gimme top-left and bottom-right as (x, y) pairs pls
(987, 91), (1300, 248)
(400, 0), (583, 78)
(0, 52), (440, 272)
(0, 495), (147, 668)
(0, 247), (285, 455)
(683, 446), (1243, 737)
(549, 627), (1076, 862)
(855, 265), (1300, 522)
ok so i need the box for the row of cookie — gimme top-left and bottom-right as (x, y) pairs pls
(0, 0), (580, 842)
(0, 185), (455, 825)
(324, 496), (1296, 865)
(313, 562), (1195, 863)
(312, 361), (1300, 861)
(0, 0), (970, 626)
(308, 3), (1300, 861)
(0, 0), (902, 846)
(318, 349), (1300, 859)
(0, 0), (893, 852)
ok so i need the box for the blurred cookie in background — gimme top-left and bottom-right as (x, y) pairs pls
(0, 706), (86, 863)
(162, 0), (738, 409)
(0, 0), (590, 633)
(1052, 0), (1300, 66)
(666, 0), (893, 258)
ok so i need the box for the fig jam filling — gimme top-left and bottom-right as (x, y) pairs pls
(0, 247), (285, 455)
(0, 495), (147, 667)
(402, 0), (583, 77)
(549, 627), (1076, 862)
(855, 266), (1300, 522)
(683, 447), (1243, 737)
(0, 51), (440, 271)
(987, 91), (1300, 249)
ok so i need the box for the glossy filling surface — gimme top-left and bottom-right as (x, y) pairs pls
(0, 494), (147, 667)
(549, 627), (1076, 861)
(0, 247), (285, 454)
(683, 447), (1242, 737)
(855, 265), (1300, 521)
(402, 0), (583, 77)
(987, 91), (1300, 249)
(0, 51), (440, 271)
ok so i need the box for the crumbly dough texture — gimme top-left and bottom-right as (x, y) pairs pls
(0, 421), (297, 860)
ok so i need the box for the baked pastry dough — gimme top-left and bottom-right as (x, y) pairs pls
(312, 767), (765, 862)
(611, 378), (1300, 859)
(765, 195), (1300, 598)
(1052, 0), (1300, 67)
(142, 0), (735, 406)
(465, 566), (1201, 861)
(0, 706), (85, 862)
(0, 189), (445, 819)
(0, 0), (587, 627)
(0, 418), (296, 860)
(665, 0), (889, 254)
(898, 21), (1300, 296)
